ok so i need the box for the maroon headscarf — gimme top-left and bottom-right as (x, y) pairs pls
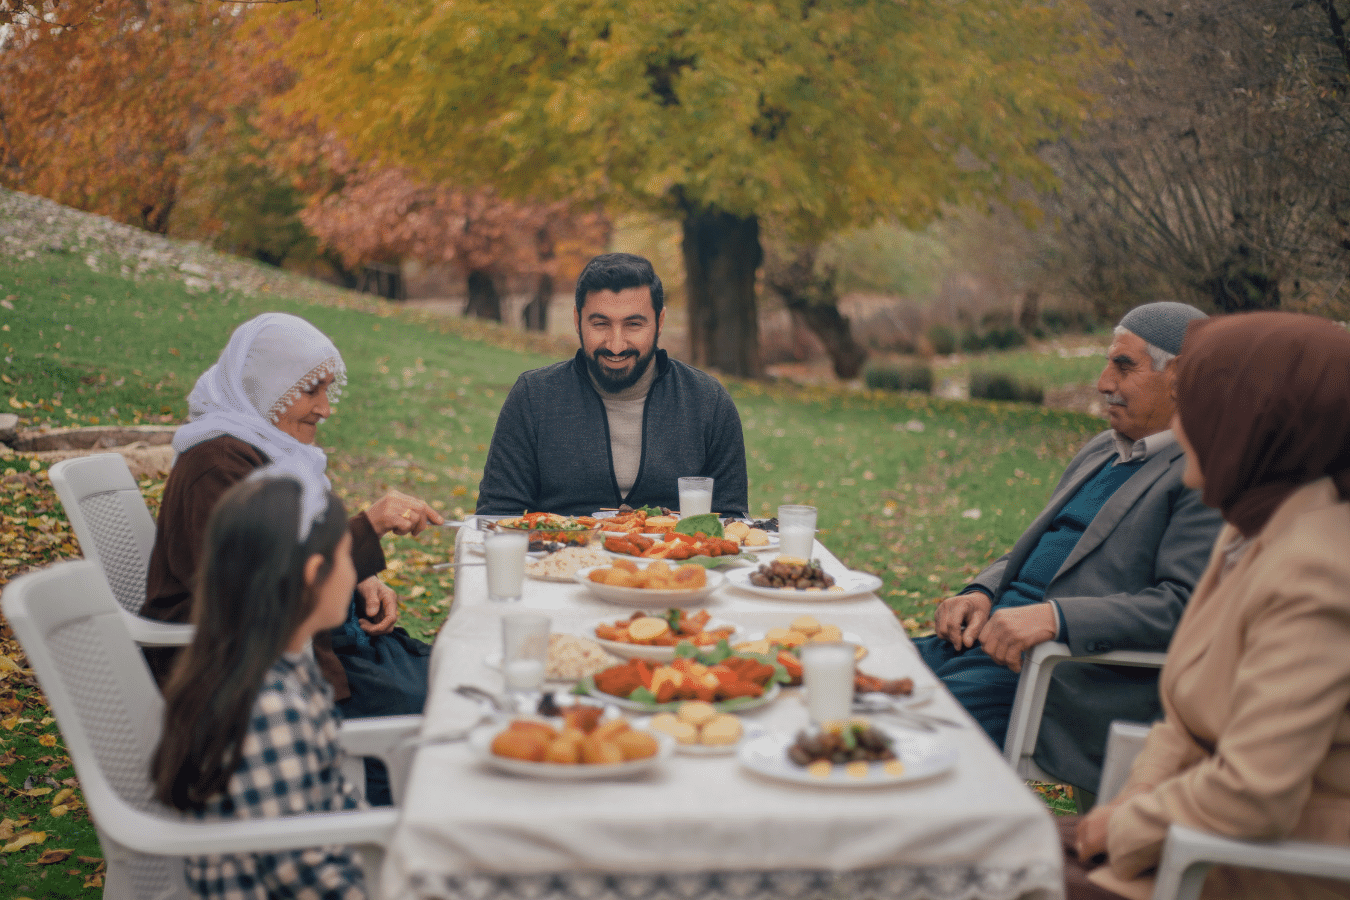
(1175, 312), (1350, 537)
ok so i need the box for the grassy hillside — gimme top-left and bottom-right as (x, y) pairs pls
(0, 229), (1102, 894)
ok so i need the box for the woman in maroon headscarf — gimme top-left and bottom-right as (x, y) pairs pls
(1070, 312), (1350, 900)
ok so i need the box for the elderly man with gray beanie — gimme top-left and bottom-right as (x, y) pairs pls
(912, 301), (1224, 803)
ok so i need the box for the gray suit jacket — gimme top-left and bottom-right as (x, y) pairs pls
(967, 430), (1224, 791)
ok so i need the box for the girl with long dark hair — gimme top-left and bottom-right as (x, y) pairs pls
(152, 474), (367, 899)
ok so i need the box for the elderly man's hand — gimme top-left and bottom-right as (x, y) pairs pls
(977, 603), (1058, 671)
(933, 592), (993, 649)
(356, 576), (399, 636)
(366, 490), (445, 537)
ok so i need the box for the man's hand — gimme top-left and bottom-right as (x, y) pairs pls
(356, 576), (399, 636)
(977, 603), (1057, 671)
(366, 490), (445, 537)
(933, 592), (993, 649)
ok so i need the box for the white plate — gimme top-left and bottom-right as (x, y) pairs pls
(581, 679), (782, 714)
(573, 565), (726, 608)
(738, 728), (957, 788)
(467, 723), (673, 779)
(589, 615), (739, 662)
(723, 566), (882, 601)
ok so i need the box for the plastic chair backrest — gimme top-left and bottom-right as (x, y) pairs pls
(48, 454), (158, 617)
(3, 560), (183, 899)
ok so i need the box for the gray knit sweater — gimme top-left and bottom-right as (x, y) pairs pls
(476, 350), (749, 516)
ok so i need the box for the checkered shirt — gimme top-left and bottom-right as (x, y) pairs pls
(185, 651), (368, 900)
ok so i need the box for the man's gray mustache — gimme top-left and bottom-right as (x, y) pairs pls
(1103, 393), (1126, 406)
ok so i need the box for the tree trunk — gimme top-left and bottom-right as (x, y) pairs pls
(764, 243), (868, 380)
(681, 207), (763, 378)
(464, 269), (502, 321)
(521, 273), (551, 332)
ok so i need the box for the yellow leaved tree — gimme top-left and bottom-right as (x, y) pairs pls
(274, 0), (1106, 376)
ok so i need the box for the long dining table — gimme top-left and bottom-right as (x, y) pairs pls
(381, 526), (1065, 900)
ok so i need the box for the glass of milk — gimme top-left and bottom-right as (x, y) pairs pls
(800, 641), (856, 726)
(501, 612), (550, 705)
(678, 476), (714, 517)
(777, 504), (817, 560)
(484, 530), (529, 602)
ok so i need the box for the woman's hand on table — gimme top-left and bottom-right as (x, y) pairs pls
(356, 576), (399, 635)
(367, 490), (445, 536)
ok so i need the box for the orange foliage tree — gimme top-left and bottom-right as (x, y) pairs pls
(0, 0), (242, 233)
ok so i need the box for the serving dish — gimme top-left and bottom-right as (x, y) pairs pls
(723, 567), (882, 601)
(738, 728), (957, 788)
(573, 565), (725, 608)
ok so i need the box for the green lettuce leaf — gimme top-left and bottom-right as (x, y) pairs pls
(674, 513), (723, 538)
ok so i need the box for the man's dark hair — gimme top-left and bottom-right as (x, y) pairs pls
(574, 252), (664, 315)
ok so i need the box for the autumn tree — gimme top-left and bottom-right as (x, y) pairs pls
(272, 0), (1104, 377)
(1048, 0), (1350, 317)
(299, 155), (609, 325)
(0, 0), (241, 233)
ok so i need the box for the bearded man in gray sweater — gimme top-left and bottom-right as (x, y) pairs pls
(476, 253), (749, 517)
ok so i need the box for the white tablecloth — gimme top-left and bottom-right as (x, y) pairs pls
(382, 531), (1064, 900)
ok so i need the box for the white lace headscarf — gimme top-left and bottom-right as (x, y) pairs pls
(173, 313), (347, 511)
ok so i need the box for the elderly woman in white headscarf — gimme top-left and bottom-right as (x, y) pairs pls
(144, 313), (443, 720)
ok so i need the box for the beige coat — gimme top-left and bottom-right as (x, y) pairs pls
(1099, 477), (1350, 900)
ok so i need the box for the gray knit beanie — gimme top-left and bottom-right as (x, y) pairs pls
(1118, 302), (1208, 356)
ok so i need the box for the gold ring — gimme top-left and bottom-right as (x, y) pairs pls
(402, 509), (414, 521)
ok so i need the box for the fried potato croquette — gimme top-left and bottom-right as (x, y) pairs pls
(591, 718), (631, 742)
(492, 728), (551, 762)
(580, 736), (626, 764)
(613, 729), (660, 760)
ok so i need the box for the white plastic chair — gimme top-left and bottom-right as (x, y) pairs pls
(47, 454), (192, 647)
(2, 560), (418, 900)
(1097, 720), (1350, 900)
(1003, 640), (1166, 782)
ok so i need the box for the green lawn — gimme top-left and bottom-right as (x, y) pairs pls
(0, 249), (1102, 895)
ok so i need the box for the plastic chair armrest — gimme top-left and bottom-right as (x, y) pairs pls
(110, 805), (398, 857)
(1097, 720), (1152, 803)
(1004, 642), (1166, 771)
(121, 612), (194, 647)
(1153, 823), (1350, 900)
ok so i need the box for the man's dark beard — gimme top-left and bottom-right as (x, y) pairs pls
(584, 343), (657, 392)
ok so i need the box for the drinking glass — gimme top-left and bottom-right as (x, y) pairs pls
(501, 612), (550, 709)
(777, 504), (817, 559)
(678, 476), (714, 517)
(484, 530), (529, 602)
(800, 641), (856, 726)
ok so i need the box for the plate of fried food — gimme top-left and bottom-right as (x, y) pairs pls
(591, 608), (739, 662)
(579, 509), (680, 535)
(574, 561), (726, 607)
(579, 653), (783, 713)
(602, 531), (749, 563)
(734, 614), (867, 662)
(722, 520), (777, 552)
(724, 559), (883, 601)
(739, 721), (956, 788)
(470, 713), (674, 780)
(640, 702), (764, 756)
